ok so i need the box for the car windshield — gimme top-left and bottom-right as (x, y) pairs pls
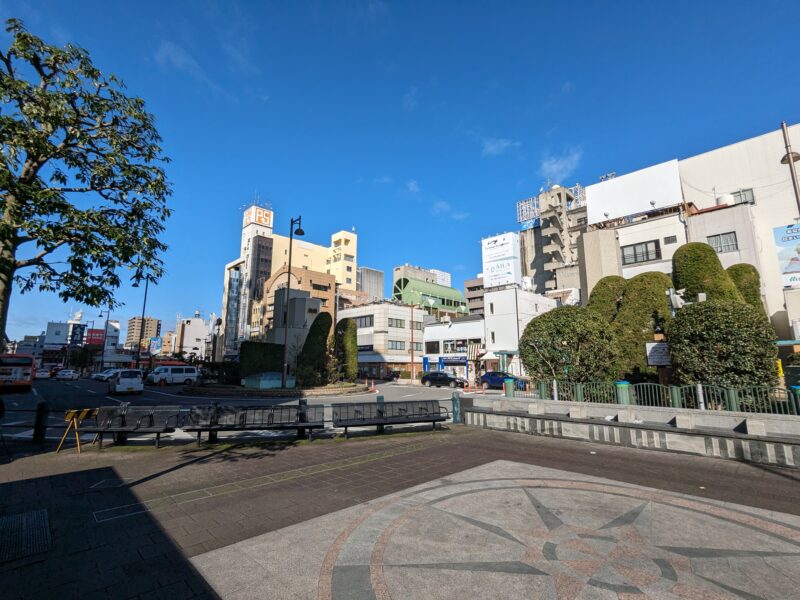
(119, 370), (141, 379)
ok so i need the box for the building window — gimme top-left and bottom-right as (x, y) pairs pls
(312, 283), (329, 291)
(490, 331), (495, 344)
(489, 303), (494, 315)
(620, 240), (661, 265)
(663, 235), (678, 245)
(388, 318), (405, 328)
(425, 341), (440, 354)
(412, 320), (423, 331)
(346, 266), (353, 272)
(344, 254), (354, 262)
(455, 339), (467, 353)
(707, 231), (739, 253)
(346, 277), (352, 284)
(412, 342), (422, 352)
(443, 340), (456, 353)
(732, 188), (755, 205)
(354, 315), (374, 328)
(388, 340), (405, 351)
(308, 308), (318, 315)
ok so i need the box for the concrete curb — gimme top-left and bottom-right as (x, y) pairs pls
(179, 385), (371, 398)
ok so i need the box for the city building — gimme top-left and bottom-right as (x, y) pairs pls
(423, 314), (484, 381)
(429, 269), (452, 287)
(250, 266), (335, 338)
(124, 316), (161, 351)
(16, 334), (44, 359)
(481, 232), (523, 291)
(578, 122), (800, 338)
(517, 185), (588, 295)
(391, 277), (468, 319)
(174, 312), (209, 360)
(337, 301), (426, 379)
(161, 330), (175, 356)
(483, 286), (557, 375)
(393, 264), (451, 287)
(44, 322), (68, 349)
(357, 266), (384, 302)
(464, 276), (485, 315)
(265, 289), (323, 370)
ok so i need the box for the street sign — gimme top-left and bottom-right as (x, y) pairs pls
(645, 342), (671, 366)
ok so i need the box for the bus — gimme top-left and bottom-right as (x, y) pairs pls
(0, 354), (35, 392)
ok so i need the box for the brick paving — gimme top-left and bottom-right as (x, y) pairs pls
(2, 425), (800, 598)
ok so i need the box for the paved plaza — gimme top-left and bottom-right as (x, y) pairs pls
(2, 425), (800, 599)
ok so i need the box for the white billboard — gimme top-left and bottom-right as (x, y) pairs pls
(482, 232), (522, 288)
(586, 159), (683, 225)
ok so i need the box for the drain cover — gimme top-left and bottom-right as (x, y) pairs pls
(0, 509), (52, 563)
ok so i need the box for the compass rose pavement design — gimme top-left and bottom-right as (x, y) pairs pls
(192, 461), (800, 599)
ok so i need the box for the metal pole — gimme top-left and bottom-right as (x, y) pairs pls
(410, 303), (414, 380)
(281, 217), (299, 388)
(781, 121), (800, 217)
(135, 278), (149, 369)
(98, 310), (110, 371)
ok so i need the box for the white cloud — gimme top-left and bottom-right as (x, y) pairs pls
(431, 200), (469, 221)
(560, 80), (576, 94)
(481, 137), (521, 157)
(154, 41), (231, 99)
(373, 175), (393, 184)
(402, 86), (418, 111)
(406, 179), (420, 193)
(539, 148), (583, 184)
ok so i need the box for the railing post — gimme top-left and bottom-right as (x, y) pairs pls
(538, 381), (548, 400)
(669, 386), (682, 409)
(32, 401), (49, 444)
(575, 383), (584, 402)
(504, 378), (515, 399)
(451, 392), (462, 424)
(696, 384), (706, 411)
(726, 388), (740, 412)
(791, 386), (800, 416)
(615, 381), (631, 405)
(552, 379), (559, 401)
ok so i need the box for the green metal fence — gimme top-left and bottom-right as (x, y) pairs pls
(583, 381), (616, 404)
(631, 383), (670, 407)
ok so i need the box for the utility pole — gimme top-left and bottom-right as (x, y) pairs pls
(281, 216), (304, 388)
(781, 121), (800, 218)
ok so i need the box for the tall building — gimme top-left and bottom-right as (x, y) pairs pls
(464, 276), (485, 315)
(357, 266), (384, 302)
(125, 316), (161, 350)
(393, 264), (451, 287)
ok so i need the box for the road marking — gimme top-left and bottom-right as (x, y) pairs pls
(402, 392), (422, 398)
(31, 388), (38, 396)
(87, 390), (97, 394)
(105, 396), (125, 405)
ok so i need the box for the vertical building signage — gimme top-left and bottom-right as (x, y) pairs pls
(773, 224), (800, 288)
(481, 232), (522, 288)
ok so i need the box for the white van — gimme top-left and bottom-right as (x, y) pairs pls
(109, 370), (144, 395)
(146, 365), (199, 385)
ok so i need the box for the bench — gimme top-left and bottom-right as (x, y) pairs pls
(331, 400), (449, 437)
(183, 403), (325, 443)
(81, 405), (182, 448)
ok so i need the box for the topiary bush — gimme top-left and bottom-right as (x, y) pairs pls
(667, 300), (777, 387)
(612, 271), (673, 382)
(334, 318), (358, 382)
(239, 341), (283, 377)
(519, 305), (620, 382)
(296, 312), (333, 387)
(726, 263), (767, 317)
(672, 242), (742, 303)
(587, 275), (627, 323)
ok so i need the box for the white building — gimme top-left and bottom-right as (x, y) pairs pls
(423, 315), (484, 380)
(175, 311), (210, 360)
(265, 289), (323, 370)
(429, 269), (452, 287)
(483, 287), (557, 375)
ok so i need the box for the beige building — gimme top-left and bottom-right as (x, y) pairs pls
(464, 276), (485, 315)
(270, 229), (358, 291)
(124, 316), (161, 351)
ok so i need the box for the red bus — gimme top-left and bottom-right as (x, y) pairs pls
(0, 354), (35, 391)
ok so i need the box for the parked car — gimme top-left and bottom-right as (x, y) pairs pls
(34, 370), (50, 379)
(146, 365), (199, 385)
(93, 369), (119, 382)
(480, 371), (521, 390)
(108, 369), (144, 395)
(55, 369), (80, 381)
(421, 371), (467, 388)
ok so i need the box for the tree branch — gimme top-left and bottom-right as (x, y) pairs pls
(15, 240), (69, 269)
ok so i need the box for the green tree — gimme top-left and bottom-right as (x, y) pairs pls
(587, 275), (627, 323)
(239, 340), (283, 377)
(296, 312), (332, 387)
(613, 271), (672, 381)
(672, 243), (742, 303)
(726, 263), (767, 317)
(334, 318), (358, 382)
(0, 20), (171, 339)
(667, 301), (777, 387)
(68, 346), (94, 370)
(519, 306), (620, 383)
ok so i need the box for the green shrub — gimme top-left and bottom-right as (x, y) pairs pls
(296, 312), (333, 387)
(667, 300), (777, 387)
(334, 318), (358, 381)
(239, 341), (283, 377)
(519, 306), (620, 383)
(672, 243), (742, 303)
(726, 263), (766, 317)
(612, 271), (673, 382)
(587, 275), (627, 323)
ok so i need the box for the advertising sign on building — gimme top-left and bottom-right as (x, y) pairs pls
(242, 206), (273, 228)
(149, 337), (163, 355)
(69, 324), (86, 347)
(773, 224), (800, 288)
(481, 232), (522, 288)
(85, 328), (106, 347)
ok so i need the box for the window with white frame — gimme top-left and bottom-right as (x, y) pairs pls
(620, 240), (661, 265)
(388, 318), (405, 328)
(354, 315), (374, 328)
(707, 231), (739, 253)
(731, 189), (755, 205)
(388, 340), (405, 351)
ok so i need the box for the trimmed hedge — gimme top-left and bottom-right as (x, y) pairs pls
(296, 312), (333, 387)
(667, 300), (777, 387)
(334, 318), (358, 382)
(613, 271), (673, 382)
(519, 305), (620, 383)
(672, 242), (742, 303)
(587, 275), (627, 323)
(239, 341), (283, 377)
(727, 263), (766, 317)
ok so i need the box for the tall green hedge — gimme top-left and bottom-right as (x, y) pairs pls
(519, 305), (620, 383)
(667, 300), (777, 387)
(672, 242), (742, 303)
(587, 275), (627, 323)
(613, 271), (673, 382)
(334, 318), (358, 381)
(296, 312), (333, 387)
(727, 263), (766, 317)
(239, 341), (283, 377)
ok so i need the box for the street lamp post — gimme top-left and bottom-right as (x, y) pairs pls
(281, 216), (304, 388)
(98, 309), (110, 371)
(133, 277), (150, 369)
(781, 121), (800, 217)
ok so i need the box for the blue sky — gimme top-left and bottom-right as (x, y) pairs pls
(3, 0), (799, 340)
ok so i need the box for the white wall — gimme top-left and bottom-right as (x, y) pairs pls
(484, 288), (556, 354)
(615, 213), (687, 278)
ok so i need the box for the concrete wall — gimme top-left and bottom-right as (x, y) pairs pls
(616, 213), (686, 278)
(687, 203), (761, 271)
(578, 229), (621, 303)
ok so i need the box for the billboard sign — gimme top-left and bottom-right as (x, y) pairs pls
(645, 342), (671, 366)
(69, 324), (86, 347)
(149, 337), (163, 355)
(481, 232), (522, 288)
(773, 224), (800, 288)
(243, 206), (273, 229)
(85, 328), (106, 346)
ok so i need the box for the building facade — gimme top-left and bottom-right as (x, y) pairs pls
(422, 314), (484, 380)
(392, 277), (468, 318)
(357, 266), (384, 302)
(125, 317), (161, 351)
(174, 312), (209, 360)
(393, 264), (451, 287)
(265, 289), (324, 370)
(464, 276), (485, 315)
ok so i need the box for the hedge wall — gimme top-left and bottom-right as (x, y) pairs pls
(239, 341), (284, 377)
(296, 312), (333, 387)
(334, 318), (358, 382)
(726, 263), (767, 317)
(672, 242), (742, 303)
(587, 275), (627, 323)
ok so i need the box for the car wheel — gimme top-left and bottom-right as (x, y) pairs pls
(184, 379), (192, 385)
(449, 381), (456, 388)
(424, 380), (431, 387)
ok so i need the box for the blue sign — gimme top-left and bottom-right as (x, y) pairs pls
(422, 357), (429, 371)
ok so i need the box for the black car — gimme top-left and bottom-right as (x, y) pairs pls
(421, 371), (467, 388)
